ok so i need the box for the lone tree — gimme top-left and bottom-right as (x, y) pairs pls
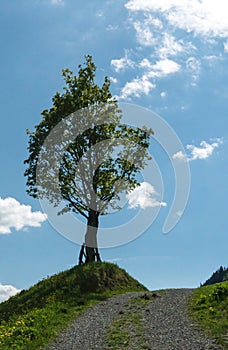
(24, 55), (153, 263)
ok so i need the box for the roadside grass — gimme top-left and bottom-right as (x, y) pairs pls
(189, 281), (228, 349)
(104, 292), (160, 350)
(0, 262), (147, 350)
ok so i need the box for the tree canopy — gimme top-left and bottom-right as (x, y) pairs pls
(24, 55), (153, 263)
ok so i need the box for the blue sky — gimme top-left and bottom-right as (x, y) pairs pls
(0, 0), (227, 301)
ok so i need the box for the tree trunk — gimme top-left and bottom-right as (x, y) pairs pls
(83, 209), (101, 264)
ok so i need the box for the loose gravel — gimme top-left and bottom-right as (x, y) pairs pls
(45, 292), (144, 350)
(144, 289), (223, 350)
(45, 289), (223, 350)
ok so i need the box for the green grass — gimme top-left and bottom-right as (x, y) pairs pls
(189, 281), (228, 349)
(0, 262), (147, 350)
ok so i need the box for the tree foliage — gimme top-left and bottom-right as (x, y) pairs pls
(202, 266), (228, 286)
(24, 55), (153, 262)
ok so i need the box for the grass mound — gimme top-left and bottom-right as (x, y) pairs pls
(0, 262), (146, 350)
(189, 281), (228, 348)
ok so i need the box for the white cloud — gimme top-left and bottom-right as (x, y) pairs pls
(160, 91), (166, 98)
(116, 0), (228, 97)
(187, 139), (223, 161)
(131, 14), (195, 59)
(117, 58), (180, 99)
(51, 0), (64, 5)
(0, 197), (47, 234)
(224, 41), (228, 53)
(125, 0), (228, 38)
(203, 55), (221, 61)
(110, 76), (118, 83)
(133, 19), (157, 46)
(148, 17), (163, 29)
(106, 24), (119, 31)
(139, 58), (181, 76)
(173, 138), (224, 162)
(132, 13), (196, 58)
(96, 10), (104, 17)
(186, 57), (201, 85)
(158, 33), (185, 58)
(139, 58), (152, 69)
(0, 283), (20, 303)
(120, 75), (155, 99)
(126, 182), (167, 209)
(172, 150), (188, 162)
(146, 58), (181, 78)
(111, 51), (135, 72)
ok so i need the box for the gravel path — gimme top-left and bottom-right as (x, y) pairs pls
(45, 289), (223, 350)
(45, 292), (144, 350)
(144, 289), (223, 350)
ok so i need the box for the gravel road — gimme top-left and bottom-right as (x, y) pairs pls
(45, 289), (224, 350)
(144, 289), (223, 350)
(45, 292), (143, 350)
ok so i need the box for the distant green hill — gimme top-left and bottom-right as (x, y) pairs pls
(202, 266), (228, 286)
(0, 262), (147, 349)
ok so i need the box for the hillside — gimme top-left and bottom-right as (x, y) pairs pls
(189, 281), (228, 348)
(202, 266), (228, 286)
(0, 262), (147, 349)
(1, 263), (227, 349)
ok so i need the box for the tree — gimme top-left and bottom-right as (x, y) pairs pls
(202, 266), (228, 286)
(24, 55), (153, 263)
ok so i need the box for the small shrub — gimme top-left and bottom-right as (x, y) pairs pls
(209, 284), (228, 302)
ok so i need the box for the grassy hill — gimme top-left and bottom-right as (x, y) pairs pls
(0, 262), (147, 350)
(189, 281), (228, 348)
(1, 263), (227, 350)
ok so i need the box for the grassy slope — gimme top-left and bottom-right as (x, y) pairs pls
(0, 262), (147, 350)
(1, 263), (227, 350)
(189, 281), (228, 349)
